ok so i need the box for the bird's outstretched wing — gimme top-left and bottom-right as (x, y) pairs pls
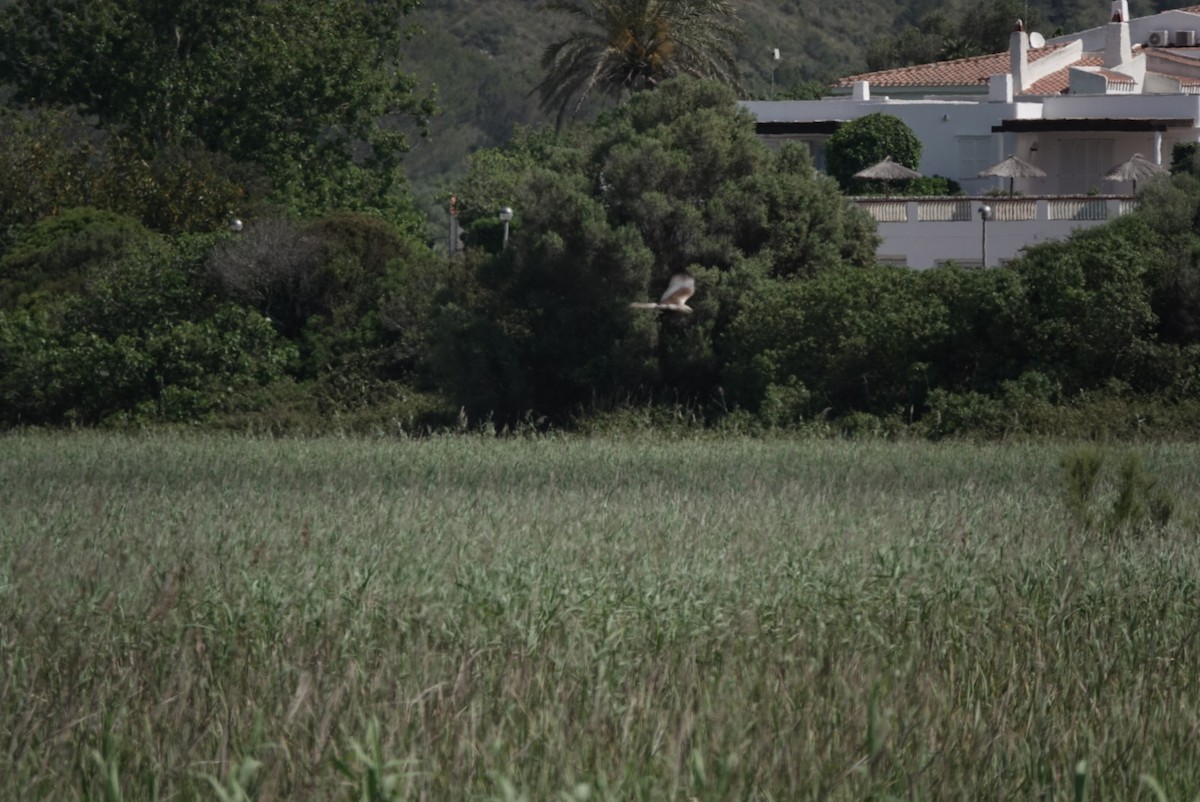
(630, 272), (695, 314)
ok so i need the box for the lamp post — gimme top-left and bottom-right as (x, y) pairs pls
(499, 206), (514, 250)
(978, 203), (993, 267)
(769, 47), (780, 99)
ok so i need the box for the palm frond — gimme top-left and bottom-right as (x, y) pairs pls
(536, 0), (742, 127)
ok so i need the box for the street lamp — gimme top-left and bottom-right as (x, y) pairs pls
(769, 47), (781, 99)
(499, 206), (514, 249)
(978, 204), (993, 268)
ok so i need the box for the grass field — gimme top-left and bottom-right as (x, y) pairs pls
(2, 432), (1199, 801)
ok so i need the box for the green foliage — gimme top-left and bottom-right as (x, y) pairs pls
(0, 108), (101, 243)
(99, 139), (267, 234)
(1132, 173), (1200, 349)
(435, 84), (1200, 430)
(438, 77), (876, 421)
(867, 1), (1047, 70)
(452, 126), (564, 225)
(598, 84), (873, 273)
(904, 175), (963, 196)
(866, 12), (952, 70)
(206, 212), (439, 381)
(773, 79), (829, 101)
(333, 720), (416, 802)
(725, 265), (948, 419)
(1013, 217), (1161, 391)
(0, 0), (432, 219)
(0, 208), (153, 309)
(1061, 448), (1175, 536)
(918, 264), (1027, 393)
(1170, 141), (1200, 176)
(0, 107), (267, 238)
(0, 238), (295, 426)
(824, 113), (923, 193)
(1061, 446), (1106, 529)
(203, 756), (263, 802)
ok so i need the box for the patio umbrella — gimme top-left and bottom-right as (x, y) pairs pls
(1103, 153), (1169, 193)
(854, 156), (923, 194)
(978, 154), (1046, 195)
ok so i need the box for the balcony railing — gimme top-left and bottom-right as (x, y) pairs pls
(917, 200), (971, 222)
(854, 196), (1135, 224)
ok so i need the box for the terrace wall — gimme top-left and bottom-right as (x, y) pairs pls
(856, 196), (1136, 268)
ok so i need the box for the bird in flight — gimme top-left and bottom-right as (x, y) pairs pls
(630, 272), (695, 314)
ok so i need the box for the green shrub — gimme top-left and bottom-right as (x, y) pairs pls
(824, 113), (923, 192)
(1061, 446), (1105, 530)
(725, 265), (949, 416)
(836, 410), (886, 438)
(0, 208), (154, 309)
(924, 388), (1009, 439)
(758, 378), (811, 428)
(0, 235), (296, 426)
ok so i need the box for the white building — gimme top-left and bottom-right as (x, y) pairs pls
(741, 2), (1200, 267)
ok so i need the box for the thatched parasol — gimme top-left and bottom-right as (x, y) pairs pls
(978, 154), (1046, 195)
(855, 156), (923, 181)
(854, 156), (923, 195)
(1103, 153), (1169, 193)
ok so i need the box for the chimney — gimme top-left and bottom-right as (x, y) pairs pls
(1105, 4), (1132, 68)
(852, 80), (870, 101)
(989, 73), (1014, 103)
(1010, 20), (1029, 91)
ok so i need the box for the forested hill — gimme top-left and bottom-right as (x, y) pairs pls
(399, 0), (1188, 204)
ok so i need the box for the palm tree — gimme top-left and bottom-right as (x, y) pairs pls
(535, 0), (742, 127)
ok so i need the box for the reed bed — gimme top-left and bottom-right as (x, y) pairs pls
(1, 432), (1198, 801)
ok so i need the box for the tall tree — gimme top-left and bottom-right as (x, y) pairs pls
(437, 78), (877, 422)
(535, 0), (742, 127)
(0, 0), (433, 219)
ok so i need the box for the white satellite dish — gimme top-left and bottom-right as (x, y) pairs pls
(1029, 31), (1046, 49)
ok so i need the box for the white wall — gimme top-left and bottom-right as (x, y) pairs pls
(861, 197), (1133, 268)
(1041, 92), (1200, 122)
(875, 217), (1110, 268)
(741, 98), (1042, 192)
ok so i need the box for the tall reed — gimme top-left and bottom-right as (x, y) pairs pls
(2, 432), (1198, 800)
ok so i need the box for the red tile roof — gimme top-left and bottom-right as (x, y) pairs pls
(1097, 68), (1137, 83)
(834, 44), (1075, 89)
(1019, 55), (1104, 95)
(832, 9), (1200, 95)
(1144, 47), (1200, 65)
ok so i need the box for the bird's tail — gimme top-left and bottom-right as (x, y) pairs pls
(629, 302), (659, 310)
